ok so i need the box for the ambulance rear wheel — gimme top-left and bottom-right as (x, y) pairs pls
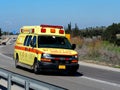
(15, 55), (19, 68)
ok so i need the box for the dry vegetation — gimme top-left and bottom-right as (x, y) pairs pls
(71, 37), (120, 68)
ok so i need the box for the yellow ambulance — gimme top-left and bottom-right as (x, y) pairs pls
(14, 24), (79, 74)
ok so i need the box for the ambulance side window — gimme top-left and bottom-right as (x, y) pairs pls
(27, 36), (32, 46)
(32, 36), (36, 47)
(24, 35), (32, 46)
(24, 36), (28, 46)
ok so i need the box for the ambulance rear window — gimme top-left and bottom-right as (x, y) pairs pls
(38, 36), (72, 49)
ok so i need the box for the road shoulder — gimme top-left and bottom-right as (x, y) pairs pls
(79, 61), (120, 72)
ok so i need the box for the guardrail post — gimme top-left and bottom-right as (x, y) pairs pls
(7, 74), (11, 90)
(25, 81), (29, 90)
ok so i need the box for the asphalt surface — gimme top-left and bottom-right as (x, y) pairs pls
(0, 45), (120, 90)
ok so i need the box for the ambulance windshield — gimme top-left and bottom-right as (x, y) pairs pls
(38, 36), (72, 49)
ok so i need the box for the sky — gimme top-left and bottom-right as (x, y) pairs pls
(0, 0), (120, 33)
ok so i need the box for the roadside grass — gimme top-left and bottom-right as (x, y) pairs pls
(71, 37), (120, 68)
(102, 41), (120, 53)
(114, 65), (120, 68)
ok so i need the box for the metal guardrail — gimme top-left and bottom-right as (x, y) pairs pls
(0, 69), (66, 90)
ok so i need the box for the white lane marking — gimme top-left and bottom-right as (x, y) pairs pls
(0, 53), (13, 60)
(81, 76), (120, 87)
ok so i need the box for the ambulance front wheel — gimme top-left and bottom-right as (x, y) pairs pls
(33, 60), (40, 74)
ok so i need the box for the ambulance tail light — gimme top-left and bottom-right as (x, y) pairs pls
(21, 29), (23, 33)
(59, 30), (64, 34)
(32, 29), (34, 33)
(41, 28), (46, 33)
(30, 29), (34, 33)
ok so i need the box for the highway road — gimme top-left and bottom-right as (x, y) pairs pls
(0, 45), (120, 90)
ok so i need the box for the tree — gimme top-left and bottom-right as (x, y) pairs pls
(65, 22), (72, 34)
(72, 23), (80, 37)
(102, 23), (118, 44)
(68, 22), (72, 31)
(0, 28), (2, 37)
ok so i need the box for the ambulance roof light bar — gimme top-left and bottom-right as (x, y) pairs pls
(40, 24), (63, 29)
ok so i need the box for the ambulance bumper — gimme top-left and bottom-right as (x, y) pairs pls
(37, 62), (79, 72)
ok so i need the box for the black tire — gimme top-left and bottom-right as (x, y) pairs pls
(15, 55), (19, 68)
(33, 61), (39, 74)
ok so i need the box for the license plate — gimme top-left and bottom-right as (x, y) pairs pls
(59, 65), (66, 69)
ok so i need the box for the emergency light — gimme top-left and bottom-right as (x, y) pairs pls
(59, 30), (64, 34)
(21, 29), (34, 33)
(50, 29), (55, 33)
(41, 28), (46, 33)
(30, 29), (34, 33)
(41, 24), (63, 29)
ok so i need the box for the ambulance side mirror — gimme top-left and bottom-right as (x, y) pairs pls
(72, 44), (76, 50)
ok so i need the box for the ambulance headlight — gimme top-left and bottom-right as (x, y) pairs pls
(42, 53), (51, 58)
(71, 55), (78, 63)
(72, 55), (78, 59)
